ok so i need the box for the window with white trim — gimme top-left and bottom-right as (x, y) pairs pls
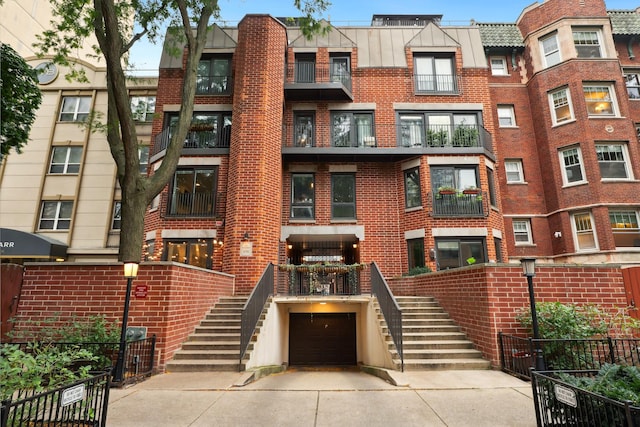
(513, 219), (533, 245)
(131, 96), (156, 121)
(549, 87), (574, 125)
(497, 105), (516, 127)
(572, 212), (598, 251)
(39, 201), (73, 230)
(540, 32), (561, 67)
(490, 57), (507, 76)
(559, 146), (586, 185)
(59, 96), (91, 122)
(584, 83), (617, 116)
(573, 28), (603, 58)
(49, 146), (82, 174)
(595, 143), (631, 180)
(609, 210), (640, 247)
(505, 160), (524, 183)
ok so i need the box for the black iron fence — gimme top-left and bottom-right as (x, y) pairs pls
(531, 370), (640, 427)
(286, 63), (353, 92)
(1, 371), (110, 427)
(430, 191), (487, 218)
(278, 265), (363, 296)
(499, 333), (640, 380)
(240, 263), (274, 369)
(152, 125), (231, 156)
(370, 262), (403, 371)
(11, 336), (156, 386)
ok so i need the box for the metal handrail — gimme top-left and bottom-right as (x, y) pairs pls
(370, 261), (403, 371)
(239, 263), (274, 370)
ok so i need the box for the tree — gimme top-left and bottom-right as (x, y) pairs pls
(0, 43), (43, 160)
(35, 0), (329, 263)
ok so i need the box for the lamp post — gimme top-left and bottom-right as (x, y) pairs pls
(520, 258), (545, 371)
(114, 261), (139, 383)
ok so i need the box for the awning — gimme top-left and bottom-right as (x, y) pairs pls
(0, 228), (68, 259)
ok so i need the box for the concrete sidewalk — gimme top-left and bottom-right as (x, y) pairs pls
(106, 369), (536, 426)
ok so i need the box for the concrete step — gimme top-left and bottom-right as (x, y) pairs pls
(384, 325), (460, 334)
(172, 349), (239, 360)
(400, 340), (475, 350)
(402, 348), (485, 360)
(199, 319), (241, 327)
(165, 359), (243, 372)
(181, 341), (241, 351)
(402, 358), (492, 371)
(186, 333), (240, 342)
(398, 331), (469, 341)
(194, 325), (241, 334)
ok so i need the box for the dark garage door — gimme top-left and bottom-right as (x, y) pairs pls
(289, 313), (356, 366)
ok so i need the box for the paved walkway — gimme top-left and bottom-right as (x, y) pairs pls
(107, 369), (537, 426)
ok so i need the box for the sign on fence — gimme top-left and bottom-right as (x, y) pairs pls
(60, 384), (85, 407)
(554, 384), (577, 408)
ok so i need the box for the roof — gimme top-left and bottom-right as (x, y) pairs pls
(608, 10), (640, 35)
(477, 23), (524, 48)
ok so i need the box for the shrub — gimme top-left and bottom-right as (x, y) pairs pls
(516, 302), (608, 340)
(403, 265), (432, 276)
(559, 364), (640, 406)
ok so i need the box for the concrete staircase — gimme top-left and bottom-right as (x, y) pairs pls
(166, 296), (249, 372)
(379, 296), (491, 371)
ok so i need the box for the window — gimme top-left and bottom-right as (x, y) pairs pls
(331, 174), (356, 219)
(559, 146), (586, 185)
(196, 55), (231, 95)
(494, 237), (503, 263)
(572, 212), (597, 251)
(139, 146), (149, 174)
(513, 219), (533, 245)
(59, 96), (91, 122)
(169, 168), (217, 216)
(610, 210), (640, 247)
(111, 201), (121, 230)
(584, 84), (617, 116)
(49, 146), (82, 174)
(294, 113), (314, 147)
(131, 96), (156, 121)
(573, 29), (602, 58)
(497, 105), (516, 127)
(291, 174), (314, 219)
(625, 72), (640, 99)
(404, 167), (422, 209)
(549, 87), (574, 125)
(331, 112), (374, 147)
(435, 239), (486, 270)
(295, 53), (315, 83)
(166, 112), (232, 148)
(505, 160), (524, 183)
(407, 238), (425, 270)
(486, 167), (497, 208)
(414, 55), (456, 93)
(540, 32), (561, 67)
(490, 57), (508, 76)
(165, 239), (214, 269)
(399, 112), (481, 148)
(431, 166), (478, 192)
(39, 201), (73, 230)
(596, 144), (630, 179)
(330, 54), (350, 86)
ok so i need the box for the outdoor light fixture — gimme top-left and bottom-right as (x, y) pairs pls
(520, 258), (545, 371)
(115, 261), (139, 383)
(243, 232), (250, 241)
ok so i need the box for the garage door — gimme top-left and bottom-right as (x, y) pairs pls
(289, 313), (356, 366)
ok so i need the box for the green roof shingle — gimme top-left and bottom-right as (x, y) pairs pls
(477, 23), (524, 48)
(609, 10), (640, 35)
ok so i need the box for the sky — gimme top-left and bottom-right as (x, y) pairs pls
(128, 0), (639, 73)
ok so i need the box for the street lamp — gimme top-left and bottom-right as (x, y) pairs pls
(520, 258), (545, 371)
(114, 261), (139, 383)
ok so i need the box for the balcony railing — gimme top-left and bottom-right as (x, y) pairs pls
(286, 63), (353, 92)
(196, 75), (233, 95)
(429, 190), (488, 218)
(285, 63), (353, 101)
(152, 125), (231, 156)
(413, 74), (460, 94)
(167, 191), (216, 217)
(282, 123), (493, 153)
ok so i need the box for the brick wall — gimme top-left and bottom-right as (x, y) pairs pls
(388, 263), (628, 367)
(12, 263), (235, 371)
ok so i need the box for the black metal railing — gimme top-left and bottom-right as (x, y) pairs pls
(280, 266), (363, 296)
(370, 262), (403, 371)
(1, 371), (111, 427)
(531, 370), (640, 427)
(413, 74), (460, 94)
(399, 123), (491, 150)
(168, 192), (216, 217)
(240, 263), (274, 369)
(499, 333), (640, 380)
(152, 125), (231, 156)
(196, 75), (233, 95)
(430, 191), (487, 218)
(286, 63), (353, 92)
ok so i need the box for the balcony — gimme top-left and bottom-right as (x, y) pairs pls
(195, 75), (233, 96)
(160, 191), (218, 218)
(413, 74), (460, 95)
(429, 191), (488, 218)
(281, 123), (494, 162)
(284, 63), (353, 102)
(151, 126), (231, 157)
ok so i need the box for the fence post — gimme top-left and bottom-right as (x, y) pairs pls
(150, 335), (157, 373)
(1, 399), (10, 427)
(607, 336), (616, 364)
(498, 332), (505, 369)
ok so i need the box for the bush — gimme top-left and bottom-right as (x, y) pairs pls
(403, 265), (432, 276)
(559, 364), (640, 406)
(516, 302), (608, 340)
